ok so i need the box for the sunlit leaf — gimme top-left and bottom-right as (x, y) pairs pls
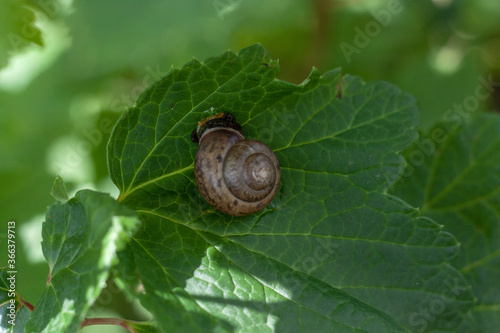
(26, 190), (140, 332)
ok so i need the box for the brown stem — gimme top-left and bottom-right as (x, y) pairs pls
(17, 295), (34, 311)
(80, 318), (136, 333)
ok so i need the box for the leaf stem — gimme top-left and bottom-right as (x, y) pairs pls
(17, 295), (34, 311)
(80, 318), (136, 332)
(47, 269), (52, 285)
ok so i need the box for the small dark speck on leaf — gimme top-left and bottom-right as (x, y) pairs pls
(261, 63), (269, 67)
(336, 77), (343, 99)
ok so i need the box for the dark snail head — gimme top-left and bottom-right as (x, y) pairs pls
(193, 113), (280, 216)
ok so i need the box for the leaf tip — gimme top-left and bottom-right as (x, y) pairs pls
(50, 176), (69, 203)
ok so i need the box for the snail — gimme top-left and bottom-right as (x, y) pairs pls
(192, 112), (280, 216)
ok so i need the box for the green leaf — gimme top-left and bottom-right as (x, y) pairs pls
(25, 190), (140, 332)
(128, 321), (161, 333)
(391, 112), (500, 332)
(50, 176), (69, 203)
(0, 268), (32, 332)
(0, 0), (43, 69)
(108, 44), (475, 332)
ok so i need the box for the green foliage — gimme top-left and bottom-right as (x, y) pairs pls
(2, 41), (499, 333)
(50, 175), (69, 203)
(0, 0), (42, 69)
(391, 113), (500, 332)
(2, 1), (500, 319)
(0, 269), (31, 332)
(25, 189), (140, 332)
(0, 0), (500, 326)
(105, 44), (473, 332)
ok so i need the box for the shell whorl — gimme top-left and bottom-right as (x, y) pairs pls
(223, 140), (278, 202)
(194, 126), (280, 216)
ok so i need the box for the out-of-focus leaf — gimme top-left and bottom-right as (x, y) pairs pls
(127, 321), (160, 333)
(0, 0), (43, 69)
(50, 175), (68, 203)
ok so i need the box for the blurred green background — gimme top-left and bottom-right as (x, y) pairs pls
(1, 0), (499, 331)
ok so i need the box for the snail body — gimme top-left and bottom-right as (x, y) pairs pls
(192, 113), (280, 216)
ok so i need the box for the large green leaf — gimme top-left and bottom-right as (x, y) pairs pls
(25, 189), (140, 332)
(108, 44), (475, 332)
(391, 113), (500, 332)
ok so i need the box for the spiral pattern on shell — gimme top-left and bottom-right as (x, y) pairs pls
(194, 128), (280, 216)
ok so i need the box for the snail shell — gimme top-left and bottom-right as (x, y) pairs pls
(193, 115), (280, 216)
